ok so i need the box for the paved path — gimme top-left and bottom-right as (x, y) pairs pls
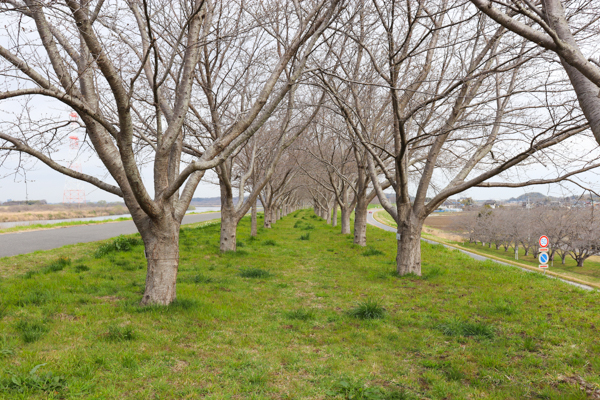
(366, 210), (594, 291)
(0, 213), (221, 258)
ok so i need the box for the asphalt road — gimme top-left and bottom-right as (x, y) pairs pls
(0, 212), (221, 258)
(366, 210), (594, 291)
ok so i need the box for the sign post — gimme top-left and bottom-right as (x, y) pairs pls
(538, 235), (549, 273)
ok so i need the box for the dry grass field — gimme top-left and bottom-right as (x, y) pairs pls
(0, 204), (128, 223)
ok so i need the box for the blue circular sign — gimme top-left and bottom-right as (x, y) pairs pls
(539, 253), (549, 264)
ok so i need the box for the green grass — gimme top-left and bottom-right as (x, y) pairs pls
(0, 210), (599, 398)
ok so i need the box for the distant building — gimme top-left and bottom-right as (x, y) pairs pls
(484, 200), (497, 209)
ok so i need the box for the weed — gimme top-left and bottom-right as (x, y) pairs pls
(443, 365), (466, 381)
(42, 256), (71, 274)
(489, 299), (519, 316)
(74, 264), (90, 273)
(348, 299), (385, 320)
(239, 268), (272, 278)
(105, 325), (136, 342)
(422, 266), (447, 280)
(523, 337), (538, 352)
(248, 236), (258, 242)
(362, 246), (384, 256)
(95, 235), (141, 258)
(436, 318), (494, 339)
(0, 364), (66, 394)
(17, 290), (50, 307)
(301, 223), (315, 230)
(263, 239), (277, 246)
(115, 260), (137, 271)
(0, 302), (6, 320)
(294, 221), (303, 228)
(237, 241), (245, 248)
(0, 336), (14, 358)
(22, 270), (37, 279)
(193, 274), (214, 284)
(14, 320), (49, 343)
(284, 308), (315, 321)
(300, 233), (310, 241)
(327, 379), (412, 399)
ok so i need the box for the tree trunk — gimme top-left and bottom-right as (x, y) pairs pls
(354, 196), (368, 246)
(332, 203), (338, 227)
(577, 257), (585, 267)
(220, 210), (237, 252)
(140, 216), (180, 305)
(219, 185), (237, 252)
(326, 205), (332, 225)
(251, 199), (257, 237)
(561, 253), (567, 265)
(341, 206), (351, 234)
(543, 0), (600, 143)
(264, 205), (272, 228)
(397, 214), (424, 276)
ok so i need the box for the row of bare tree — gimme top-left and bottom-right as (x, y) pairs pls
(1, 0), (600, 304)
(466, 207), (600, 267)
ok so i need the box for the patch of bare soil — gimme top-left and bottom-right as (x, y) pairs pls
(423, 212), (476, 241)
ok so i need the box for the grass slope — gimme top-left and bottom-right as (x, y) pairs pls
(0, 211), (599, 399)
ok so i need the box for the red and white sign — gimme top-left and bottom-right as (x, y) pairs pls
(539, 264), (548, 269)
(539, 235), (549, 248)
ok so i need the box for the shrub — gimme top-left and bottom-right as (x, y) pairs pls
(15, 320), (49, 343)
(348, 298), (385, 320)
(299, 233), (310, 241)
(239, 268), (272, 278)
(237, 240), (245, 248)
(362, 246), (384, 256)
(263, 239), (277, 246)
(105, 325), (136, 342)
(301, 223), (315, 230)
(293, 221), (303, 228)
(284, 308), (315, 321)
(436, 318), (494, 339)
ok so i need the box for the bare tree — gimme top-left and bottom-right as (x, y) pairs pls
(322, 0), (599, 276)
(0, 0), (342, 304)
(470, 0), (600, 143)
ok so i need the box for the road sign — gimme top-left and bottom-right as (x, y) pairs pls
(539, 235), (549, 248)
(538, 252), (549, 264)
(539, 264), (548, 269)
(539, 248), (548, 253)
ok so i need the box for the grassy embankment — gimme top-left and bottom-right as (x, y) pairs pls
(373, 209), (600, 286)
(1, 210), (599, 399)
